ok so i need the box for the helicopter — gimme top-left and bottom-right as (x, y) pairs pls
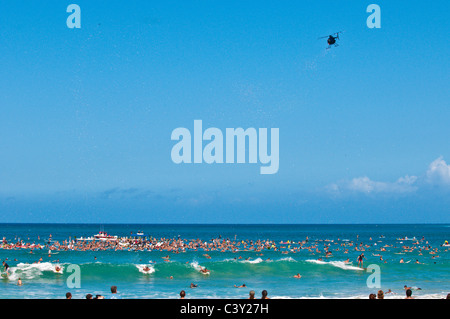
(318, 31), (343, 49)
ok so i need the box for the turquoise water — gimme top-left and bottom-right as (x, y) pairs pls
(0, 224), (449, 299)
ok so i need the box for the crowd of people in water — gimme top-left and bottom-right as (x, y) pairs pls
(1, 233), (447, 271)
(1, 234), (447, 258)
(1, 233), (449, 299)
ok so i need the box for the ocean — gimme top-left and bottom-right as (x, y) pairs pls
(0, 224), (448, 299)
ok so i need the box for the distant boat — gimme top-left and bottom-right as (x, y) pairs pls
(94, 231), (118, 241)
(136, 231), (144, 236)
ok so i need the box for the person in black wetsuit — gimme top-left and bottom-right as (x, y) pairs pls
(2, 261), (10, 275)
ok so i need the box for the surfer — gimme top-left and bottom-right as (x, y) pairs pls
(199, 266), (209, 274)
(2, 261), (10, 276)
(293, 273), (302, 279)
(143, 266), (151, 272)
(357, 253), (365, 268)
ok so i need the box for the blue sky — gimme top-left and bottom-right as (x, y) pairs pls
(0, 1), (449, 223)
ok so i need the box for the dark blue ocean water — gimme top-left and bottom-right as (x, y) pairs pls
(0, 224), (449, 299)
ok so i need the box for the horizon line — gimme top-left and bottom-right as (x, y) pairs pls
(0, 222), (448, 226)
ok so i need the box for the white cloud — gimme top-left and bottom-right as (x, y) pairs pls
(329, 175), (418, 195)
(426, 156), (450, 185)
(327, 156), (450, 195)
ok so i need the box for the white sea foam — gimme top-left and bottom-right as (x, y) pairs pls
(8, 262), (63, 280)
(240, 258), (264, 264)
(271, 292), (447, 299)
(277, 257), (296, 262)
(306, 259), (327, 265)
(306, 259), (363, 271)
(135, 264), (155, 274)
(189, 261), (210, 274)
(328, 261), (363, 271)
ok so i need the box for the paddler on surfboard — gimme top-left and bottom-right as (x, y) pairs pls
(142, 266), (151, 273)
(199, 266), (210, 274)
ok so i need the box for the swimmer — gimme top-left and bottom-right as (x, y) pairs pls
(261, 290), (269, 299)
(234, 284), (246, 288)
(293, 273), (302, 279)
(405, 289), (414, 299)
(385, 289), (396, 295)
(404, 285), (421, 291)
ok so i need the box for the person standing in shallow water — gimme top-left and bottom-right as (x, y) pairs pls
(405, 289), (414, 299)
(358, 253), (365, 268)
(248, 291), (255, 299)
(110, 286), (120, 299)
(261, 290), (269, 299)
